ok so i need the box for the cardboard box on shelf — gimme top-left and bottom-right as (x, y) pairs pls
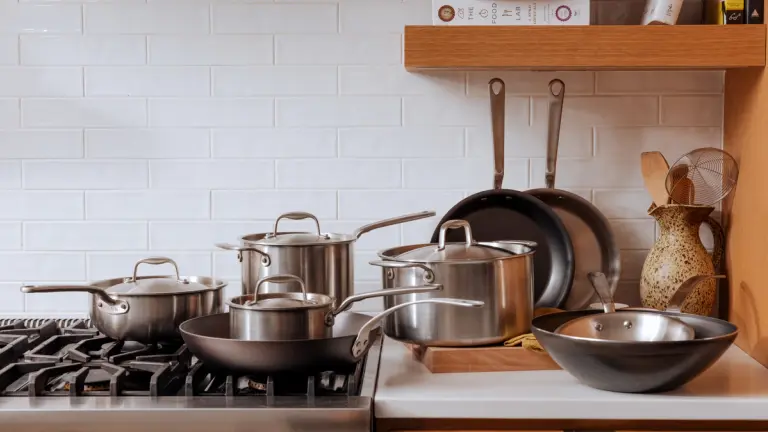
(432, 0), (591, 26)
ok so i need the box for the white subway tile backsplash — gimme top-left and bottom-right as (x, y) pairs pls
(21, 36), (146, 66)
(213, 66), (337, 96)
(0, 161), (21, 189)
(339, 0), (431, 33)
(212, 190), (337, 220)
(275, 35), (400, 65)
(150, 160), (274, 189)
(339, 127), (464, 158)
(24, 222), (147, 251)
(87, 252), (212, 281)
(86, 67), (210, 97)
(596, 71), (723, 94)
(0, 4), (82, 34)
(276, 159), (401, 189)
(212, 128), (337, 158)
(0, 98), (19, 129)
(84, 3), (209, 34)
(0, 223), (21, 250)
(22, 98), (147, 128)
(0, 0), (727, 316)
(149, 98), (273, 127)
(660, 96), (724, 126)
(0, 253), (85, 281)
(0, 130), (82, 158)
(212, 4), (338, 34)
(0, 36), (17, 65)
(150, 221), (271, 251)
(86, 191), (210, 220)
(0, 191), (83, 221)
(403, 158), (529, 190)
(149, 35), (273, 66)
(23, 160), (148, 190)
(0, 67), (82, 97)
(339, 67), (465, 95)
(276, 97), (401, 127)
(85, 129), (210, 159)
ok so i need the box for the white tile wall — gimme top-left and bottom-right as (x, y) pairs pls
(0, 0), (724, 314)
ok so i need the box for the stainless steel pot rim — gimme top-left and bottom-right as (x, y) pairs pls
(86, 275), (225, 297)
(378, 241), (536, 264)
(227, 292), (333, 311)
(181, 313), (354, 343)
(533, 310), (739, 345)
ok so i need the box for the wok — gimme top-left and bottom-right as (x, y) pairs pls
(532, 309), (738, 393)
(180, 298), (483, 375)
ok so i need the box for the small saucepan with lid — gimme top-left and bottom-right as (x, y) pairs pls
(227, 274), (446, 341)
(21, 257), (227, 343)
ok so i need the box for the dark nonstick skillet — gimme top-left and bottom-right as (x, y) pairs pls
(431, 78), (575, 308)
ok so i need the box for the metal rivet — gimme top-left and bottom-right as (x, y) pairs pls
(594, 323), (603, 332)
(624, 320), (633, 329)
(424, 272), (435, 283)
(120, 304), (128, 310)
(97, 302), (103, 308)
(261, 256), (270, 266)
(386, 269), (395, 280)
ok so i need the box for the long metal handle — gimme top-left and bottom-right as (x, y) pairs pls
(368, 260), (435, 283)
(351, 298), (484, 358)
(588, 271), (615, 313)
(20, 285), (129, 314)
(667, 275), (726, 313)
(270, 212), (322, 237)
(353, 211), (436, 239)
(437, 219), (474, 250)
(131, 257), (180, 282)
(332, 284), (443, 317)
(490, 78), (505, 190)
(546, 79), (565, 189)
(214, 243), (271, 266)
(251, 274), (307, 304)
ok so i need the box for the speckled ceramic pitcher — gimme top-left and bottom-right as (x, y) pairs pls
(640, 204), (724, 316)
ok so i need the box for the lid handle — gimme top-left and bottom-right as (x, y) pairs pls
(269, 212), (323, 238)
(437, 220), (475, 250)
(249, 274), (308, 306)
(132, 257), (181, 283)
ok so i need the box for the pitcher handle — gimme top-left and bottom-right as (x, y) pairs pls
(704, 216), (725, 272)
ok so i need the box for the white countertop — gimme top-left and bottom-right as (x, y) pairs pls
(375, 337), (768, 420)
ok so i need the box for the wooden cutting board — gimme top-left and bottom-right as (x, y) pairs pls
(406, 344), (561, 373)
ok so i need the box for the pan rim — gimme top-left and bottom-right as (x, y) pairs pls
(431, 188), (574, 308)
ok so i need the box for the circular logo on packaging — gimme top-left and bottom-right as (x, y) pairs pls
(555, 5), (573, 22)
(438, 5), (455, 22)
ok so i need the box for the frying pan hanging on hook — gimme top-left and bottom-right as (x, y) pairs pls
(431, 78), (575, 308)
(527, 79), (620, 310)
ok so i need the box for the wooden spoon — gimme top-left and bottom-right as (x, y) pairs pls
(667, 164), (696, 204)
(641, 151), (671, 207)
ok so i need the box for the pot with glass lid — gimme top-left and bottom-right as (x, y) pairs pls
(373, 220), (536, 346)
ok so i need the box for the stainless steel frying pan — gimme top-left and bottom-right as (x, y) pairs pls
(527, 79), (620, 310)
(180, 298), (482, 375)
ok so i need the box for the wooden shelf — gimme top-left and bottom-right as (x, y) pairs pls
(404, 25), (766, 71)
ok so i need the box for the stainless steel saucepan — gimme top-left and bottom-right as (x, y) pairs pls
(181, 299), (484, 375)
(216, 210), (436, 302)
(21, 257), (227, 343)
(374, 219), (537, 346)
(226, 274), (443, 341)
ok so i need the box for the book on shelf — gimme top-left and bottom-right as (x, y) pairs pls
(432, 0), (590, 26)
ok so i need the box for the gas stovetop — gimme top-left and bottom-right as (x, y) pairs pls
(0, 317), (381, 432)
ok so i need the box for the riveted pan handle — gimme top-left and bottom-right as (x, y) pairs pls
(490, 78), (506, 190)
(353, 211), (436, 240)
(20, 285), (129, 315)
(369, 261), (435, 283)
(215, 243), (271, 266)
(330, 284), (443, 319)
(546, 79), (565, 189)
(350, 298), (484, 358)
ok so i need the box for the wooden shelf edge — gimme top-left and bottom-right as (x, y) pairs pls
(405, 25), (766, 71)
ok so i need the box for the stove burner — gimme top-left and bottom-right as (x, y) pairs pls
(0, 318), (369, 400)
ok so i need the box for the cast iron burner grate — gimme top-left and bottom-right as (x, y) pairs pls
(0, 318), (367, 399)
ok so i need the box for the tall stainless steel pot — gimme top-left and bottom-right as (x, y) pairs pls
(373, 220), (536, 346)
(216, 210), (435, 301)
(21, 257), (227, 343)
